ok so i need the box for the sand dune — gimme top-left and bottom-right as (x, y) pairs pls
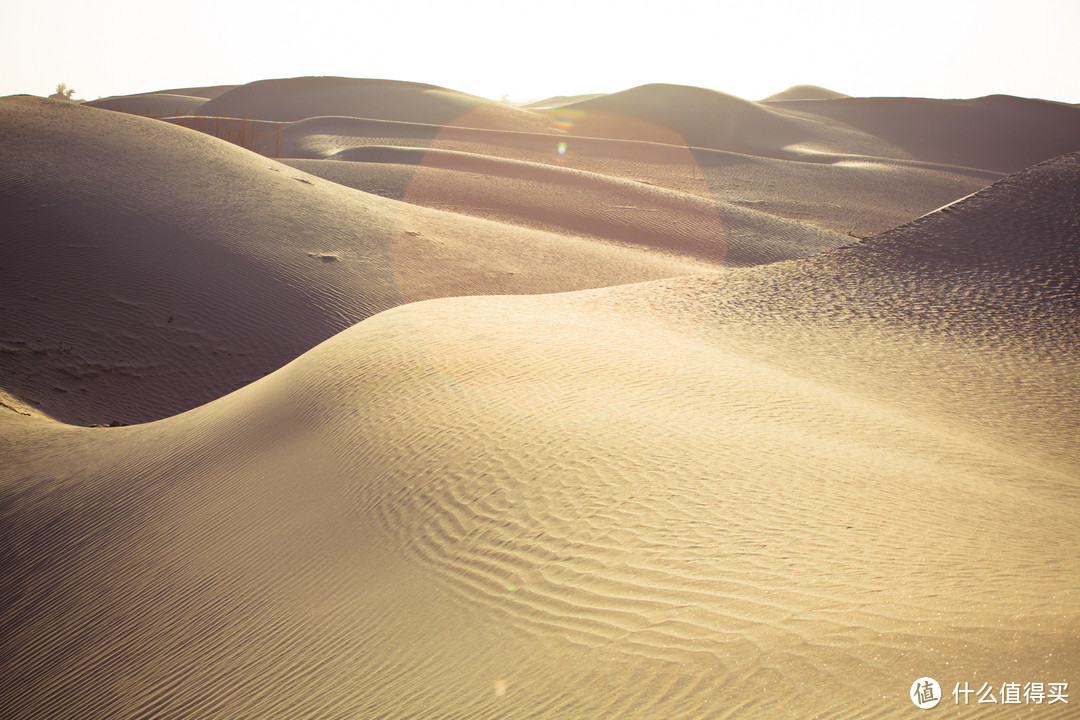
(269, 115), (761, 202)
(85, 93), (209, 118)
(144, 78), (1047, 244)
(195, 76), (557, 133)
(84, 85), (236, 118)
(2, 76), (1078, 719)
(275, 122), (998, 238)
(283, 149), (848, 263)
(549, 83), (904, 158)
(0, 96), (711, 425)
(2, 151), (1077, 719)
(689, 149), (1001, 237)
(192, 103), (1002, 239)
(774, 94), (1080, 172)
(523, 92), (606, 109)
(763, 84), (850, 101)
(549, 84), (1080, 175)
(134, 83), (237, 99)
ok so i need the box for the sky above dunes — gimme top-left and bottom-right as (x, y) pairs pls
(4, 0), (1079, 103)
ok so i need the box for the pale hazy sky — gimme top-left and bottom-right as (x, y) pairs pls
(4, 0), (1078, 103)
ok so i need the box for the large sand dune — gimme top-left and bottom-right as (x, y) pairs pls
(2, 78), (1078, 719)
(0, 97), (711, 425)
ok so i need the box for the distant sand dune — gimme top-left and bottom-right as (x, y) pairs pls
(133, 83), (237, 99)
(523, 92), (606, 108)
(195, 76), (557, 133)
(165, 115), (287, 155)
(284, 148), (847, 263)
(259, 112), (1003, 238)
(776, 94), (1080, 172)
(763, 84), (851, 102)
(550, 83), (903, 158)
(85, 93), (208, 118)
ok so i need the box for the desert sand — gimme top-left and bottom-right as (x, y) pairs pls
(1, 77), (1078, 718)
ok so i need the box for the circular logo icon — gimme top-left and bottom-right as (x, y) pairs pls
(910, 677), (942, 709)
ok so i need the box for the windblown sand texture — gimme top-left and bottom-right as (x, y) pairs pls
(2, 77), (1079, 719)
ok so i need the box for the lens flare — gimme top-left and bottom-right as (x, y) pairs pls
(557, 142), (567, 157)
(552, 108), (583, 131)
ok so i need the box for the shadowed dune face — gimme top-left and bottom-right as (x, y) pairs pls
(0, 96), (398, 424)
(0, 96), (715, 425)
(1, 153), (1077, 719)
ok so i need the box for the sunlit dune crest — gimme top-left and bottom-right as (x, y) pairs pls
(2, 76), (1078, 719)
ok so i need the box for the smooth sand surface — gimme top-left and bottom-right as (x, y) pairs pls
(2, 77), (1079, 718)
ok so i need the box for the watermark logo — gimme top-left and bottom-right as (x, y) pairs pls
(911, 677), (942, 709)
(909, 677), (1069, 709)
(953, 681), (1069, 705)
